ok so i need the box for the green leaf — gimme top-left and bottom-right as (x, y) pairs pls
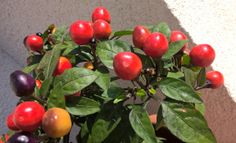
(134, 48), (154, 69)
(167, 71), (184, 79)
(89, 103), (122, 143)
(161, 100), (216, 143)
(159, 78), (202, 103)
(78, 46), (93, 60)
(103, 109), (143, 143)
(182, 67), (201, 87)
(96, 40), (131, 69)
(129, 106), (158, 143)
(102, 83), (125, 100)
(53, 26), (71, 42)
(163, 59), (174, 69)
(47, 82), (65, 108)
(78, 121), (91, 143)
(111, 29), (133, 38)
(197, 68), (206, 87)
(39, 77), (53, 98)
(22, 64), (38, 74)
(45, 45), (62, 78)
(54, 68), (98, 95)
(34, 85), (41, 97)
(156, 106), (164, 129)
(26, 55), (43, 65)
(113, 95), (126, 104)
(195, 103), (205, 116)
(162, 40), (188, 60)
(149, 88), (156, 95)
(66, 96), (100, 116)
(181, 54), (191, 65)
(37, 44), (62, 79)
(61, 41), (78, 55)
(142, 137), (163, 143)
(95, 66), (110, 90)
(151, 22), (171, 40)
(136, 88), (146, 98)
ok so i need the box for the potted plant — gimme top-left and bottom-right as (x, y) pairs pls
(1, 6), (223, 143)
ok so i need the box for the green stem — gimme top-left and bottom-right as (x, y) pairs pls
(91, 43), (98, 70)
(134, 78), (146, 89)
(30, 95), (46, 105)
(110, 35), (117, 40)
(194, 83), (210, 90)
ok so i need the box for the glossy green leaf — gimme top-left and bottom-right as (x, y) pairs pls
(45, 45), (62, 78)
(162, 40), (188, 60)
(66, 96), (100, 116)
(151, 22), (171, 40)
(112, 29), (133, 38)
(34, 85), (40, 97)
(135, 49), (154, 69)
(149, 88), (156, 95)
(37, 44), (62, 79)
(197, 68), (206, 87)
(182, 67), (201, 87)
(47, 82), (65, 108)
(96, 40), (131, 69)
(129, 106), (158, 143)
(22, 64), (38, 74)
(195, 103), (205, 116)
(156, 105), (164, 129)
(39, 77), (53, 98)
(78, 121), (91, 142)
(102, 83), (125, 100)
(54, 68), (98, 95)
(53, 26), (71, 42)
(113, 95), (126, 104)
(78, 46), (93, 60)
(181, 54), (191, 65)
(61, 41), (78, 56)
(136, 88), (146, 98)
(89, 103), (122, 143)
(163, 59), (174, 69)
(142, 138), (163, 143)
(26, 55), (43, 65)
(103, 110), (143, 143)
(167, 71), (184, 79)
(161, 100), (216, 143)
(159, 78), (202, 103)
(95, 66), (110, 90)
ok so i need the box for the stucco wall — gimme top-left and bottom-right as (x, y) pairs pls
(0, 0), (234, 142)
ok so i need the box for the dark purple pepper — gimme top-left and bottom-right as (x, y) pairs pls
(10, 70), (35, 97)
(7, 132), (37, 143)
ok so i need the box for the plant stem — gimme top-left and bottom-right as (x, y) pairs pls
(110, 35), (117, 40)
(134, 78), (146, 89)
(91, 44), (98, 70)
(30, 95), (46, 105)
(194, 82), (210, 90)
(111, 76), (120, 82)
(61, 27), (69, 43)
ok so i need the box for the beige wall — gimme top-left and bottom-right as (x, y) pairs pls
(0, 0), (234, 142)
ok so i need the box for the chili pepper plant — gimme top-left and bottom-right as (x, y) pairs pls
(1, 6), (224, 143)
